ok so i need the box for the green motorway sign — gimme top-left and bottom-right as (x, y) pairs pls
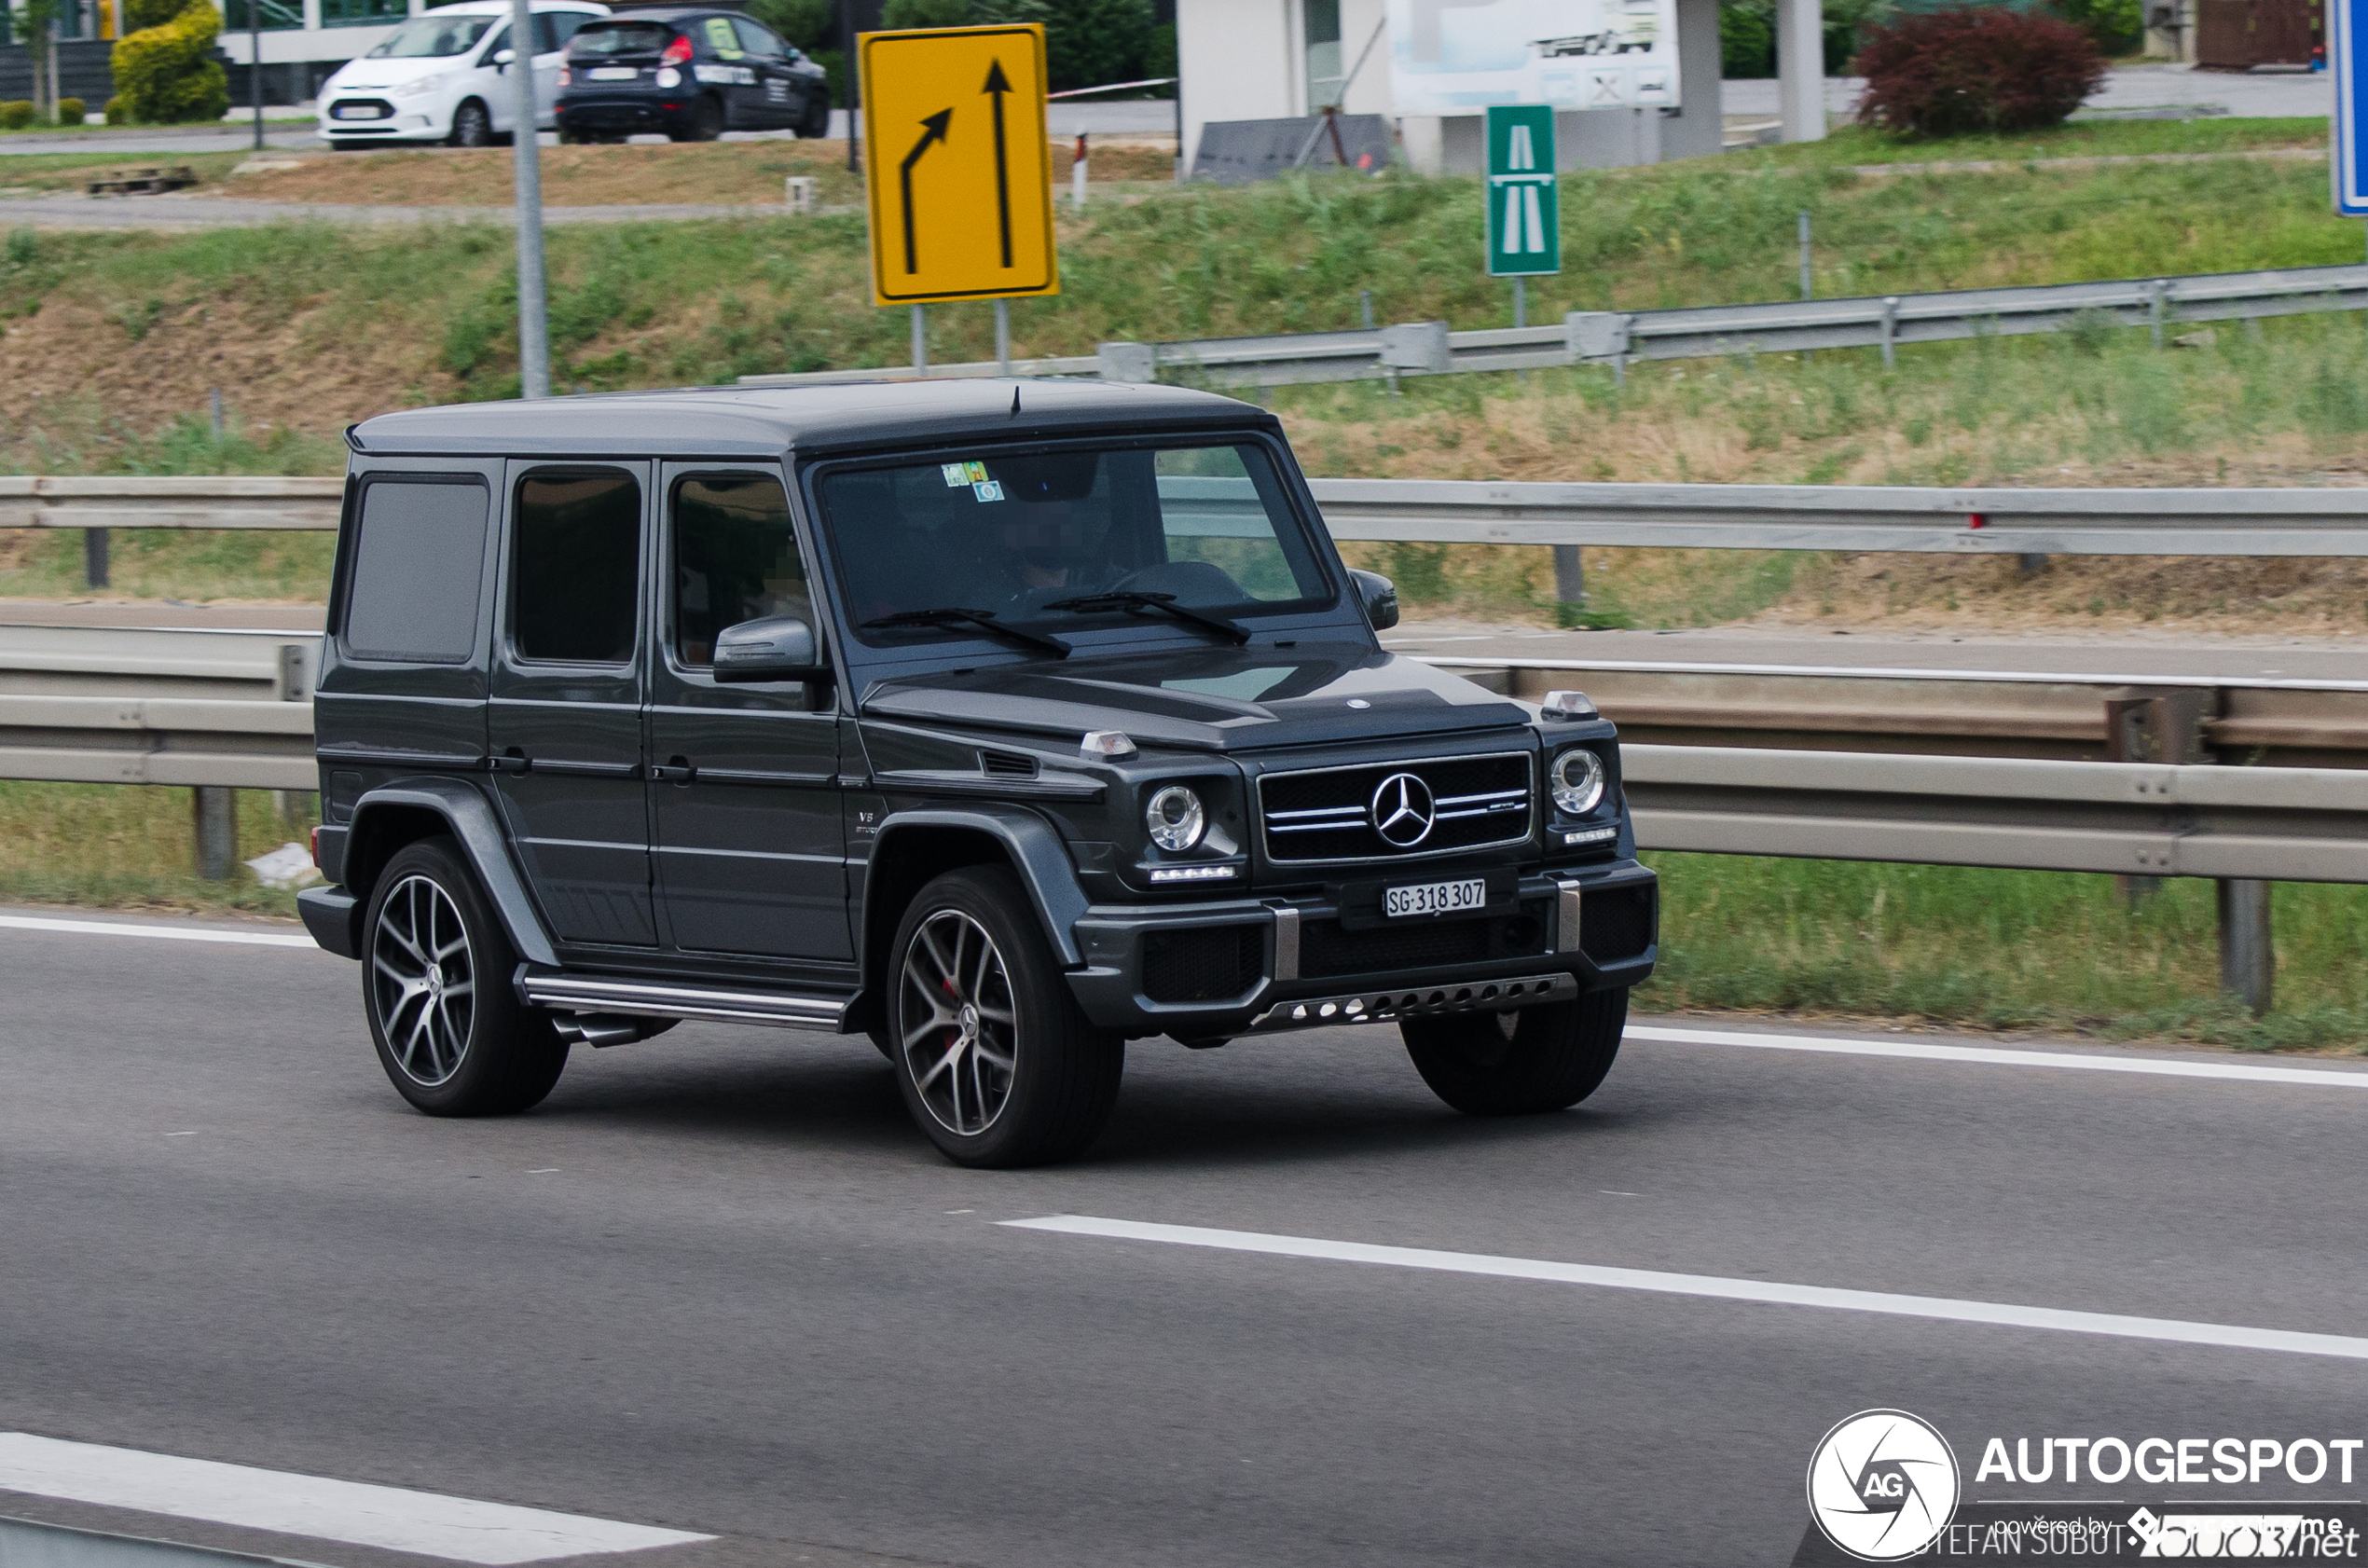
(1485, 103), (1560, 278)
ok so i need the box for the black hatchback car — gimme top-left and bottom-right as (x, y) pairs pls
(555, 6), (828, 142)
(298, 381), (1658, 1166)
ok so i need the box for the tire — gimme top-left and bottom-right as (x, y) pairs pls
(797, 92), (829, 140)
(668, 95), (723, 142)
(1401, 988), (1627, 1117)
(447, 99), (493, 147)
(362, 837), (569, 1117)
(886, 866), (1123, 1167)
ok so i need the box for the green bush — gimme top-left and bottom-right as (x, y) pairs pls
(880, 0), (968, 25)
(0, 101), (34, 130)
(103, 94), (131, 124)
(747, 0), (832, 48)
(112, 0), (230, 125)
(1142, 19), (1173, 80)
(124, 0), (188, 29)
(55, 96), (86, 124)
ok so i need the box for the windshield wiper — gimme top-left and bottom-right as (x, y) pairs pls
(860, 607), (1071, 658)
(1040, 591), (1250, 645)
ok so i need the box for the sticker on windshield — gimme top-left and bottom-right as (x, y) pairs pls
(941, 462), (969, 487)
(972, 480), (1005, 502)
(965, 461), (988, 483)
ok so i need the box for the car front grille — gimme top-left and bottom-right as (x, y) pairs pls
(1300, 901), (1551, 980)
(1142, 923), (1264, 1004)
(1259, 751), (1533, 864)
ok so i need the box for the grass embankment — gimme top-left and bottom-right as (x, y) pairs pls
(9, 777), (2361, 1052)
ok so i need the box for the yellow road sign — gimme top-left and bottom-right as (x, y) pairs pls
(860, 24), (1059, 307)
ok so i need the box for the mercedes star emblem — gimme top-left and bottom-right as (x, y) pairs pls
(1370, 772), (1436, 848)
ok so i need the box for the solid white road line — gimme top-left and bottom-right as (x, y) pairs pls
(1628, 1023), (2368, 1088)
(0, 915), (318, 949)
(0, 1434), (711, 1566)
(1003, 1216), (2368, 1364)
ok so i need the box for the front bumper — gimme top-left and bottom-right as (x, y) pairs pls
(1065, 859), (1657, 1040)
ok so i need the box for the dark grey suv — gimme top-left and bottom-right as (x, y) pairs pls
(298, 381), (1657, 1166)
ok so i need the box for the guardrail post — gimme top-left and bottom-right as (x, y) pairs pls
(2219, 879), (2274, 1016)
(2107, 689), (2212, 905)
(1553, 545), (1585, 620)
(1879, 297), (1899, 368)
(1379, 321), (1452, 378)
(2149, 280), (2168, 350)
(192, 787), (237, 881)
(83, 528), (108, 589)
(1565, 310), (1632, 387)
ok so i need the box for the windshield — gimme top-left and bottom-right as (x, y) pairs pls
(819, 442), (1331, 649)
(365, 13), (496, 56)
(568, 21), (675, 54)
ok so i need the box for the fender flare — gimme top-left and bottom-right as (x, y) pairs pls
(345, 777), (559, 968)
(865, 804), (1089, 972)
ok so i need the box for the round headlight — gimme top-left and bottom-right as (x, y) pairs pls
(1551, 749), (1605, 816)
(1146, 785), (1206, 853)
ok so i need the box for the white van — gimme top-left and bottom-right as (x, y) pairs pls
(316, 0), (610, 150)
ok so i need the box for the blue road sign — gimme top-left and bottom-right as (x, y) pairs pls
(2334, 0), (2368, 214)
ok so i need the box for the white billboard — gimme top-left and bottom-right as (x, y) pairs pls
(1385, 0), (1680, 115)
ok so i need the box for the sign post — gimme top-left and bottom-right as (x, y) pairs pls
(2335, 0), (2368, 252)
(860, 21), (1059, 374)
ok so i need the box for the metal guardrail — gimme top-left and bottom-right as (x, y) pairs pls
(735, 264), (2368, 390)
(13, 475), (2368, 557)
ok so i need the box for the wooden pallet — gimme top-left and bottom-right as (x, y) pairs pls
(86, 165), (199, 195)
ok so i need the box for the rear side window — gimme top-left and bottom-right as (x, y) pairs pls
(512, 472), (641, 664)
(342, 477), (488, 665)
(569, 21), (671, 54)
(731, 16), (779, 54)
(702, 15), (743, 55)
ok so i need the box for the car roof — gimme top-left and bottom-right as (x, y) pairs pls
(420, 0), (607, 13)
(351, 380), (1282, 461)
(575, 6), (717, 20)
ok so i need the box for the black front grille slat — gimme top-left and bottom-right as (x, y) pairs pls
(1582, 887), (1656, 964)
(1299, 899), (1553, 980)
(1142, 924), (1264, 1004)
(1260, 751), (1534, 864)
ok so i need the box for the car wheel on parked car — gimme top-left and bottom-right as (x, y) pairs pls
(669, 94), (723, 142)
(363, 838), (569, 1117)
(1400, 988), (1627, 1116)
(797, 91), (828, 139)
(448, 99), (493, 147)
(887, 867), (1124, 1168)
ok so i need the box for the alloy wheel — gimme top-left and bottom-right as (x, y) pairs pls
(371, 874), (475, 1086)
(898, 909), (1018, 1137)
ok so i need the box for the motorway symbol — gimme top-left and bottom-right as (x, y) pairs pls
(860, 23), (1058, 306)
(1485, 103), (1561, 278)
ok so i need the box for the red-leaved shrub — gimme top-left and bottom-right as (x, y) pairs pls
(1853, 7), (2107, 138)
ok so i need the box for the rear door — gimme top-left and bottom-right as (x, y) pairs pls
(732, 15), (795, 127)
(487, 461), (657, 948)
(647, 463), (850, 962)
(693, 13), (762, 126)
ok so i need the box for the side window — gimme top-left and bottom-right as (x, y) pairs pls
(512, 472), (641, 664)
(539, 10), (589, 50)
(672, 475), (806, 667)
(731, 16), (780, 56)
(702, 14), (742, 56)
(343, 478), (488, 664)
(478, 21), (509, 57)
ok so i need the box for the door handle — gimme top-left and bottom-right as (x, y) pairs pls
(489, 750), (530, 774)
(650, 756), (695, 784)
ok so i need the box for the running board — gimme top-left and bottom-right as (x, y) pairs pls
(517, 970), (853, 1031)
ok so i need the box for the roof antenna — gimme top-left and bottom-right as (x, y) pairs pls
(1010, 385), (1022, 419)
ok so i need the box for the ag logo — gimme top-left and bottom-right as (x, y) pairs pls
(1806, 1410), (1960, 1561)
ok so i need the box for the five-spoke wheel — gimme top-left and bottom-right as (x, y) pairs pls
(363, 838), (569, 1116)
(887, 868), (1123, 1167)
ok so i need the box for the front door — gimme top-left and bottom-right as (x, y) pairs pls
(648, 464), (850, 962)
(488, 461), (656, 948)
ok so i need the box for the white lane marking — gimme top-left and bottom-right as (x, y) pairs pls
(0, 915), (317, 949)
(1628, 1023), (2368, 1089)
(0, 1434), (712, 1565)
(1004, 1216), (2368, 1364)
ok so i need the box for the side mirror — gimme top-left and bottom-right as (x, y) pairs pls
(712, 615), (831, 683)
(492, 47), (516, 66)
(1349, 569), (1398, 631)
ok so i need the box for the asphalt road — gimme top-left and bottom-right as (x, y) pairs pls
(7, 910), (2368, 1567)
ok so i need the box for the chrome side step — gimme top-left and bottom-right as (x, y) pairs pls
(518, 970), (852, 1032)
(1247, 971), (1577, 1034)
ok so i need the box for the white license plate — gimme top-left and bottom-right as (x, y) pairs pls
(587, 66), (640, 79)
(1384, 878), (1486, 918)
(331, 104), (385, 119)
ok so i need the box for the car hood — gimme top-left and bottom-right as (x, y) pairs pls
(328, 55), (473, 89)
(859, 642), (1533, 752)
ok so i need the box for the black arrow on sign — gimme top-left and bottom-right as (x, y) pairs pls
(899, 108), (952, 274)
(983, 60), (1012, 267)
